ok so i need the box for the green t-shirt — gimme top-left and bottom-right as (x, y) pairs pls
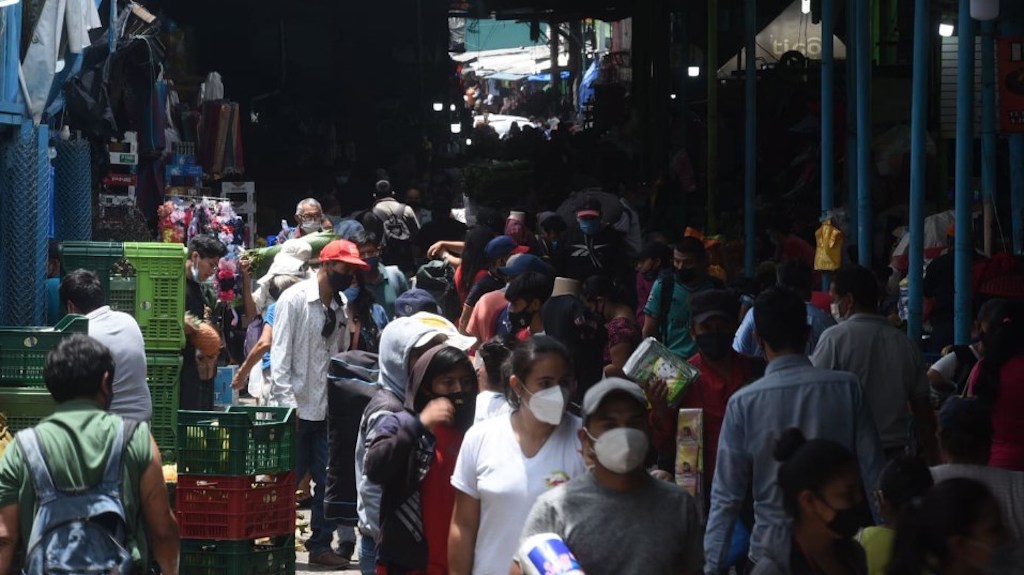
(0, 399), (154, 569)
(644, 276), (715, 359)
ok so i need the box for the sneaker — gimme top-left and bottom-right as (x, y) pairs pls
(336, 541), (355, 561)
(308, 550), (350, 569)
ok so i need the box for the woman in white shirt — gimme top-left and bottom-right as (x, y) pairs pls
(449, 335), (587, 575)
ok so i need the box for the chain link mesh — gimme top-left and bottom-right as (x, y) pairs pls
(54, 138), (93, 241)
(0, 125), (50, 326)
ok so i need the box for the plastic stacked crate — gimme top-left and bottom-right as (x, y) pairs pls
(60, 241), (187, 453)
(0, 315), (90, 431)
(176, 406), (296, 575)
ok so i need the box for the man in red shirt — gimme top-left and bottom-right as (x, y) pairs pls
(651, 290), (764, 509)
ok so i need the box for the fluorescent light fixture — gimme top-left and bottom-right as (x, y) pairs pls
(0, 0), (21, 7)
(801, 0), (811, 14)
(449, 104), (457, 112)
(688, 66), (700, 77)
(450, 123), (462, 134)
(465, 138), (473, 146)
(938, 22), (954, 37)
(432, 102), (443, 112)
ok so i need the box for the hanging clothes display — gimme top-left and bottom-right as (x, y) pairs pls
(158, 197), (245, 304)
(198, 100), (244, 176)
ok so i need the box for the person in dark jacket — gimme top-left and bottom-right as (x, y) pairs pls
(553, 198), (630, 285)
(365, 345), (478, 575)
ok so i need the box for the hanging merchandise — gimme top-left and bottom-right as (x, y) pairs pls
(814, 218), (844, 272)
(158, 197), (245, 304)
(198, 100), (244, 177)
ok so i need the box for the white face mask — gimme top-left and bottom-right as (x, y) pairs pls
(191, 257), (201, 283)
(586, 427), (649, 474)
(831, 302), (844, 323)
(300, 220), (320, 233)
(523, 385), (567, 425)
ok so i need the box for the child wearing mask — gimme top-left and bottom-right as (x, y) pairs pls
(365, 345), (478, 575)
(855, 456), (934, 575)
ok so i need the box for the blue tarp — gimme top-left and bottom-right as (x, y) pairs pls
(526, 70), (571, 82)
(578, 59), (599, 112)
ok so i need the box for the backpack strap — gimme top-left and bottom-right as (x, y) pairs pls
(100, 419), (139, 493)
(15, 430), (58, 503)
(657, 270), (675, 341)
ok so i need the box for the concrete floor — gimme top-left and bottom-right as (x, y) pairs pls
(294, 509), (362, 575)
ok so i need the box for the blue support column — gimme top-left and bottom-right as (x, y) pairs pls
(908, 0), (930, 343)
(821, 0), (835, 289)
(981, 20), (996, 255)
(954, 0), (975, 345)
(744, 0), (756, 278)
(821, 0), (835, 217)
(1006, 0), (1024, 254)
(846, 0), (858, 246)
(856, 0), (872, 267)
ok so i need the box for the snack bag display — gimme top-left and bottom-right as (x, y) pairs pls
(675, 408), (704, 520)
(623, 337), (700, 405)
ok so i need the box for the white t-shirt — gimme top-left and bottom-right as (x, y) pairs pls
(928, 345), (981, 380)
(473, 390), (511, 424)
(451, 411), (587, 575)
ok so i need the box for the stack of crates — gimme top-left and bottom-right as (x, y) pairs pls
(176, 406), (296, 575)
(0, 315), (91, 430)
(60, 241), (187, 453)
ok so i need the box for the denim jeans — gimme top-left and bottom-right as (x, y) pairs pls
(359, 532), (377, 575)
(296, 418), (336, 555)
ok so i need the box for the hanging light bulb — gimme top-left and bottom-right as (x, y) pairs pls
(432, 102), (443, 112)
(938, 22), (954, 37)
(970, 0), (998, 21)
(688, 66), (700, 77)
(450, 123), (462, 134)
(801, 0), (811, 15)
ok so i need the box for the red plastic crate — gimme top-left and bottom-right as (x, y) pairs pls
(175, 472), (296, 540)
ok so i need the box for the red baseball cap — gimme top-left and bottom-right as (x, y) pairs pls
(318, 240), (370, 271)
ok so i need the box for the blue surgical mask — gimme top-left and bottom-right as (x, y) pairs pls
(343, 286), (360, 302)
(578, 219), (601, 235)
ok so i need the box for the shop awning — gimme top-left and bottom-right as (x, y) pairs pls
(485, 71), (529, 81)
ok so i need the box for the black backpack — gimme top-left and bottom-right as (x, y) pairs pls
(415, 260), (461, 321)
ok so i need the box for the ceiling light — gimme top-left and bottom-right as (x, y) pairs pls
(938, 22), (954, 37)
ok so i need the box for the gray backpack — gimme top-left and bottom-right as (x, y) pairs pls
(17, 419), (138, 575)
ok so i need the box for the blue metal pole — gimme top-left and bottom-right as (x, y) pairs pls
(821, 0), (835, 290)
(908, 0), (930, 344)
(3, 3), (21, 104)
(846, 0), (858, 248)
(856, 0), (872, 267)
(1006, 0), (1024, 255)
(954, 0), (975, 346)
(981, 20), (996, 255)
(744, 0), (756, 278)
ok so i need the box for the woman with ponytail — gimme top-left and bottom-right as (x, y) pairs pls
(752, 428), (869, 575)
(968, 300), (1024, 471)
(887, 478), (1009, 575)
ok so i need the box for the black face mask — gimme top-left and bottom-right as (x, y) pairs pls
(445, 391), (477, 433)
(677, 267), (698, 284)
(823, 500), (864, 539)
(696, 332), (733, 361)
(508, 308), (533, 330)
(328, 271), (353, 292)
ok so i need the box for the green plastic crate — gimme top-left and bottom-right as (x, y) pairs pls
(148, 353), (181, 454)
(0, 388), (57, 432)
(108, 276), (137, 315)
(177, 407), (295, 476)
(60, 241), (124, 297)
(124, 243), (187, 352)
(0, 315), (90, 387)
(180, 535), (294, 575)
